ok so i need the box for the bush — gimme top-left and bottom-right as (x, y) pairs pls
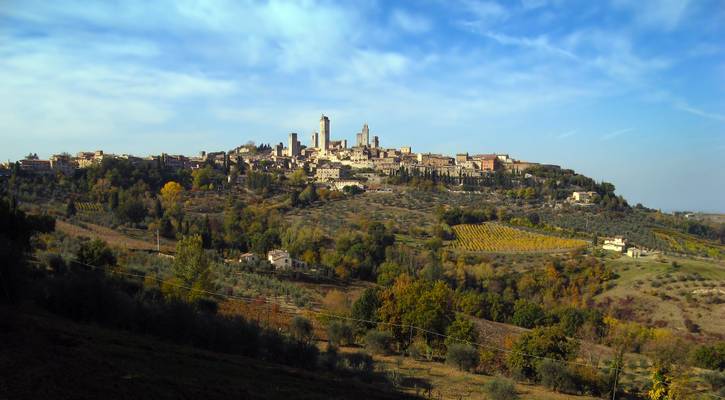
(408, 336), (433, 361)
(341, 352), (374, 375)
(536, 360), (578, 393)
(290, 316), (314, 343)
(691, 342), (725, 371)
(482, 377), (518, 400)
(76, 238), (116, 268)
(446, 343), (479, 371)
(327, 320), (354, 347)
(702, 371), (725, 392)
(365, 330), (393, 355)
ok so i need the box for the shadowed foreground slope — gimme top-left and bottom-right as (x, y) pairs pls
(0, 307), (419, 400)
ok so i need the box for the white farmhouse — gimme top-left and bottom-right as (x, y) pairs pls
(267, 249), (291, 270)
(570, 191), (598, 204)
(602, 237), (627, 253)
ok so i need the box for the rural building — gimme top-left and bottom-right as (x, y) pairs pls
(239, 253), (258, 263)
(602, 237), (627, 253)
(267, 249), (291, 270)
(626, 247), (642, 258)
(571, 191), (598, 204)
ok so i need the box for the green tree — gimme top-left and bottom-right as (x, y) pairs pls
(511, 299), (546, 329)
(65, 198), (77, 217)
(290, 316), (314, 344)
(350, 287), (380, 334)
(446, 343), (479, 371)
(299, 184), (318, 204)
(172, 235), (211, 299)
(76, 239), (116, 268)
(507, 327), (579, 379)
(445, 315), (478, 348)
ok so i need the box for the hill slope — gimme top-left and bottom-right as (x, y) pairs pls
(1, 306), (418, 400)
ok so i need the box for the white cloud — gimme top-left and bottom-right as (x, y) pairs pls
(484, 31), (579, 59)
(557, 130), (577, 139)
(391, 9), (432, 34)
(601, 128), (633, 140)
(458, 0), (509, 29)
(612, 0), (691, 31)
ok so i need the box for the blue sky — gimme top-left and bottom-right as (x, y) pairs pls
(1, 0), (724, 212)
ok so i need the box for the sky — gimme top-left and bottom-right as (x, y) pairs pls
(0, 0), (724, 212)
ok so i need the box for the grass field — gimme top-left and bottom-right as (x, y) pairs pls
(452, 223), (589, 253)
(56, 219), (176, 253)
(653, 228), (725, 259)
(599, 254), (725, 338)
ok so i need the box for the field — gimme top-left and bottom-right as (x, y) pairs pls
(653, 228), (725, 259)
(452, 223), (589, 253)
(598, 254), (725, 339)
(56, 219), (176, 253)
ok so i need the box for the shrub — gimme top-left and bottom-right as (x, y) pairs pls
(341, 352), (375, 376)
(446, 343), (479, 371)
(365, 330), (393, 355)
(482, 377), (518, 400)
(702, 371), (725, 392)
(691, 342), (725, 370)
(327, 320), (354, 347)
(76, 238), (116, 268)
(408, 336), (433, 361)
(290, 315), (314, 343)
(536, 360), (579, 393)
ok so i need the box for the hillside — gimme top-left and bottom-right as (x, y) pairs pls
(1, 306), (418, 400)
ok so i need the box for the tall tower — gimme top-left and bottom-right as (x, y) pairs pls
(319, 114), (330, 152)
(311, 131), (319, 149)
(288, 132), (300, 157)
(361, 123), (370, 147)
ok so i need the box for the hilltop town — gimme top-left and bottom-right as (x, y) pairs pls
(3, 114), (552, 190)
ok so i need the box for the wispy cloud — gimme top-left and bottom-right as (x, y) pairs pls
(391, 9), (432, 34)
(601, 128), (634, 140)
(484, 31), (579, 59)
(612, 0), (691, 31)
(557, 129), (577, 140)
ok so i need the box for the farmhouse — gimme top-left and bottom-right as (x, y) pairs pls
(602, 237), (627, 253)
(239, 252), (258, 263)
(626, 247), (642, 258)
(267, 249), (291, 270)
(570, 191), (598, 204)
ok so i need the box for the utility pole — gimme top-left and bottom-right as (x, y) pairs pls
(156, 229), (160, 252)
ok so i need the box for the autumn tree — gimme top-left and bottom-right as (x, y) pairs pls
(377, 275), (454, 348)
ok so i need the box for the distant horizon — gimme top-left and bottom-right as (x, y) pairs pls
(1, 1), (723, 213)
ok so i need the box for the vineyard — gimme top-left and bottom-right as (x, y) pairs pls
(76, 202), (103, 212)
(452, 223), (589, 253)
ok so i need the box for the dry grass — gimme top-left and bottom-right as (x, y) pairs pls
(56, 219), (176, 253)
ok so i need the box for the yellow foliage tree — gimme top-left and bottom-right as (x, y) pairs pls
(160, 181), (183, 207)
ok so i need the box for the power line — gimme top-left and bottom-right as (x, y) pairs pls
(46, 257), (626, 374)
